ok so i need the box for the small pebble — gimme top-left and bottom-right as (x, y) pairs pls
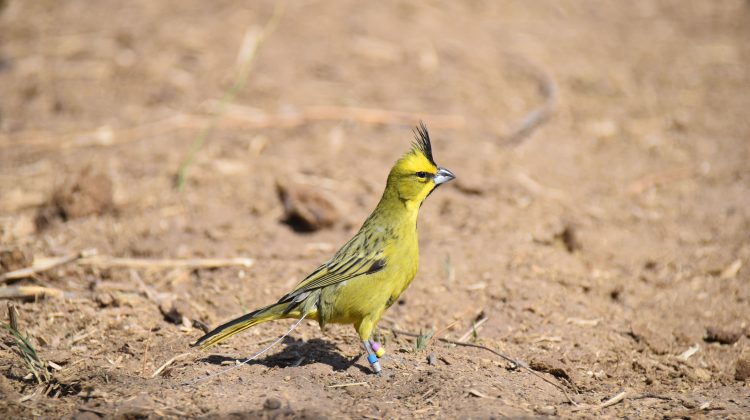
(94, 292), (117, 307)
(535, 405), (556, 416)
(427, 353), (437, 366)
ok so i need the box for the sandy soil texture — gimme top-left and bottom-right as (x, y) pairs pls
(1, 1), (749, 418)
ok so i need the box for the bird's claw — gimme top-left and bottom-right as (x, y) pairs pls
(367, 354), (382, 374)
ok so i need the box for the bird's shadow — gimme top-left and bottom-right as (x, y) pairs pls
(199, 337), (370, 373)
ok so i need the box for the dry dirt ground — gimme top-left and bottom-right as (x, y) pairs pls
(1, 1), (749, 418)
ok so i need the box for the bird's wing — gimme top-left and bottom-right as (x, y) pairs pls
(282, 233), (387, 300)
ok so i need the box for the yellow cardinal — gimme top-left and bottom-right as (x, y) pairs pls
(193, 123), (455, 374)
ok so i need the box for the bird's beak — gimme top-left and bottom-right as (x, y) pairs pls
(434, 167), (455, 185)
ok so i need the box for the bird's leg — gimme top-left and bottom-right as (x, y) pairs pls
(369, 339), (385, 358)
(362, 340), (382, 374)
(369, 338), (410, 365)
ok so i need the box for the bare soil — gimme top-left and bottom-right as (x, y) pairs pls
(1, 1), (749, 418)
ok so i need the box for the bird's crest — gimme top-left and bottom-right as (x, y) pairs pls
(411, 122), (436, 166)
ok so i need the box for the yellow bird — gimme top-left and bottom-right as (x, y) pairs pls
(193, 123), (455, 374)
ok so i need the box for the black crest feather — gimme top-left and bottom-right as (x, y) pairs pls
(412, 121), (436, 166)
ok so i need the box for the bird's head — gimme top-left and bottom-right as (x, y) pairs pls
(386, 123), (455, 207)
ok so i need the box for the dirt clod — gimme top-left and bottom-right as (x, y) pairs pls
(529, 357), (574, 388)
(263, 397), (282, 410)
(735, 352), (750, 382)
(94, 292), (118, 308)
(555, 225), (581, 253)
(609, 285), (624, 301)
(115, 392), (154, 417)
(0, 247), (32, 274)
(276, 180), (338, 232)
(532, 221), (581, 253)
(704, 327), (742, 345)
(630, 322), (672, 355)
(159, 298), (192, 325)
(37, 166), (114, 228)
(693, 367), (712, 382)
(55, 167), (114, 219)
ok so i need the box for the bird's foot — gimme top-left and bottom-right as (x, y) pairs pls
(363, 340), (383, 374)
(367, 354), (382, 374)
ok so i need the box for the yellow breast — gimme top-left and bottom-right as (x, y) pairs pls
(327, 228), (418, 325)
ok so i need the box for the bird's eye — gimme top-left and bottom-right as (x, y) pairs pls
(415, 171), (429, 179)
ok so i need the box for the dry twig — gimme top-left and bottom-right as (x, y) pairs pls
(571, 390), (628, 412)
(633, 393), (673, 401)
(78, 256), (254, 269)
(0, 249), (95, 284)
(0, 286), (67, 300)
(457, 316), (488, 343)
(327, 381), (369, 389)
(151, 353), (190, 378)
(467, 388), (494, 399)
(595, 390), (628, 409)
(1, 249), (253, 286)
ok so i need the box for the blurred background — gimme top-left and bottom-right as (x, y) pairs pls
(1, 1), (748, 418)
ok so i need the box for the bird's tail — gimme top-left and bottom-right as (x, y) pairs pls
(192, 301), (294, 350)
